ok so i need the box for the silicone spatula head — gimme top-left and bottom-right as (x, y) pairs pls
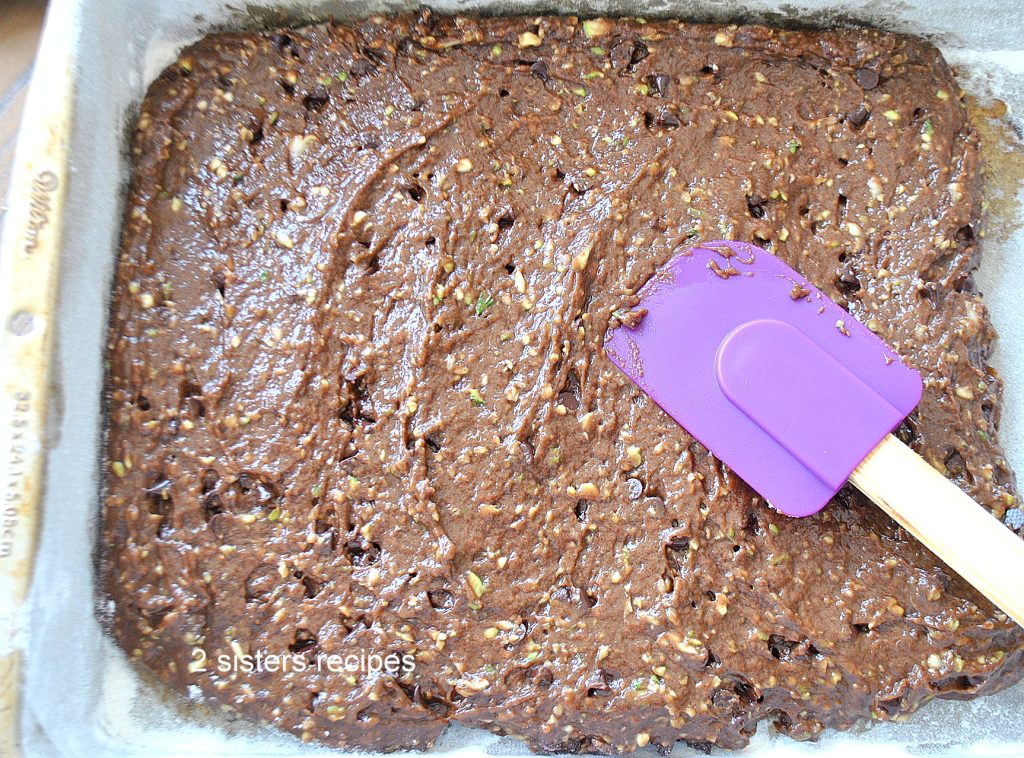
(606, 240), (923, 518)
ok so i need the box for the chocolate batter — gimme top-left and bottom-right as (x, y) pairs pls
(102, 12), (1024, 753)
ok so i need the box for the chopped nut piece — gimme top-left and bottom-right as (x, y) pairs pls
(713, 30), (734, 47)
(289, 134), (317, 160)
(571, 246), (592, 271)
(623, 445), (643, 470)
(518, 31), (542, 47)
(467, 570), (487, 597)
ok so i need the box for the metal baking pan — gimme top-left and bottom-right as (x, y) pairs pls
(1, 0), (1022, 755)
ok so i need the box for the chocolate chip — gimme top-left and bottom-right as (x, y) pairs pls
(836, 267), (861, 294)
(586, 669), (612, 697)
(302, 89), (330, 112)
(350, 59), (376, 78)
(202, 492), (224, 518)
(550, 585), (576, 604)
(428, 589), (454, 609)
(944, 449), (970, 482)
(301, 575), (322, 598)
(289, 629), (318, 654)
(768, 634), (796, 660)
(645, 108), (681, 130)
(557, 390), (579, 410)
(855, 68), (879, 90)
(659, 112), (681, 129)
(361, 45), (389, 65)
(269, 32), (300, 59)
(645, 72), (670, 97)
(629, 41), (649, 68)
(559, 371), (581, 410)
(666, 536), (690, 552)
(530, 60), (549, 82)
(345, 538), (381, 565)
(848, 105), (870, 129)
(665, 536), (690, 573)
(731, 677), (760, 704)
(244, 563), (279, 601)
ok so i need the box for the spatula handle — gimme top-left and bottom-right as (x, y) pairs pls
(850, 433), (1024, 629)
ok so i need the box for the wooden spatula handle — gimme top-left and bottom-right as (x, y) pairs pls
(850, 433), (1024, 629)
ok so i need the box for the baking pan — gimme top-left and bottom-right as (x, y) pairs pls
(1, 0), (1023, 755)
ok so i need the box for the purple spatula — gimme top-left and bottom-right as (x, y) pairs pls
(607, 240), (1024, 627)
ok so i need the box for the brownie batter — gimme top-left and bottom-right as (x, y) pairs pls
(101, 12), (1024, 753)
